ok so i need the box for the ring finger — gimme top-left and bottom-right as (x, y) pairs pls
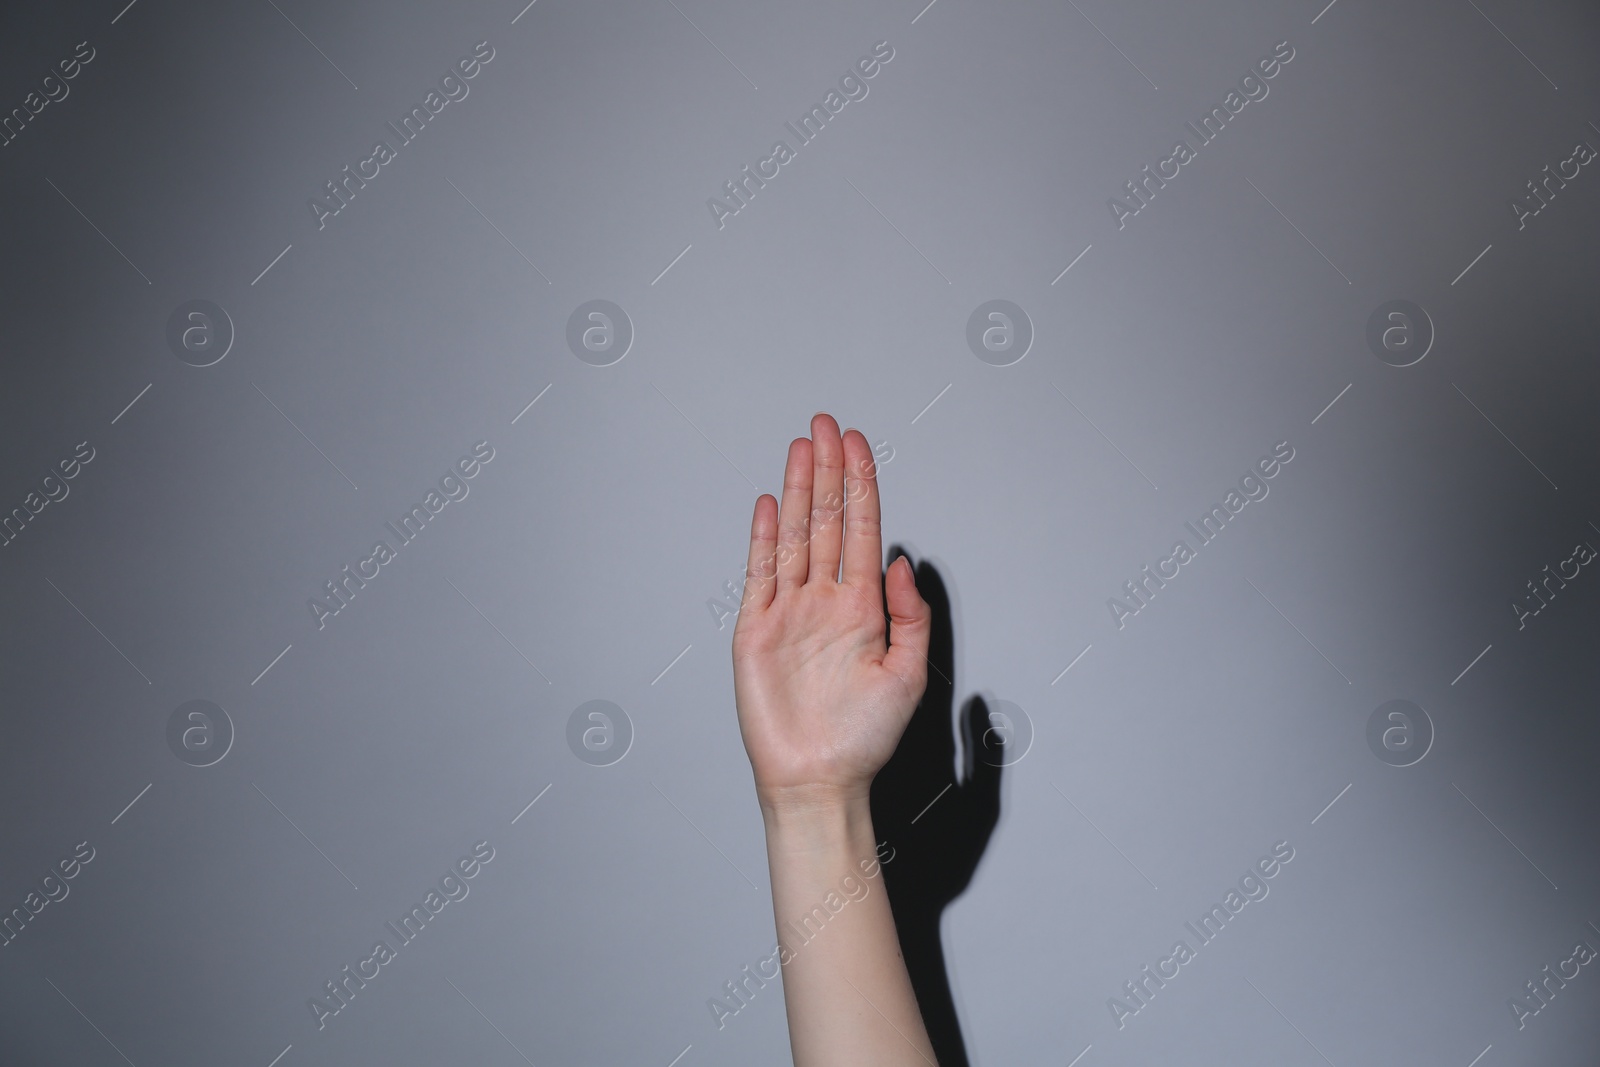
(775, 436), (813, 593)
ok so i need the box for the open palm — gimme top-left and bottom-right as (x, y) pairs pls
(731, 415), (932, 809)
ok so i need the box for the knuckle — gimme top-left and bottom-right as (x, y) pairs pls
(846, 511), (882, 534)
(778, 520), (810, 547)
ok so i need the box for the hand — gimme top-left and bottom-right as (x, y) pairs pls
(731, 414), (932, 813)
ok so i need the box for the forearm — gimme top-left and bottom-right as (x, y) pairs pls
(762, 792), (937, 1067)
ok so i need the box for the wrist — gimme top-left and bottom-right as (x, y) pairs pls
(760, 785), (877, 854)
(758, 781), (872, 822)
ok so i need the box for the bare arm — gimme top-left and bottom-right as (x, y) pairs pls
(731, 414), (938, 1067)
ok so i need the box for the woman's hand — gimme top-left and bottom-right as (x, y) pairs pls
(731, 414), (932, 813)
(732, 414), (941, 1067)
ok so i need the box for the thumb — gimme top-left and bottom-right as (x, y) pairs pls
(881, 556), (931, 696)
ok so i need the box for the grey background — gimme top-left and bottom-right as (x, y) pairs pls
(2, 0), (1599, 1064)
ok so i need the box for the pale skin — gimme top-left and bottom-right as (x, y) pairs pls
(731, 413), (939, 1066)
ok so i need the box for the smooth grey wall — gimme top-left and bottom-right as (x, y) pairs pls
(2, 0), (1599, 1064)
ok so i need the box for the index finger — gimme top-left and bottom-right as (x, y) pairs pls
(840, 429), (883, 591)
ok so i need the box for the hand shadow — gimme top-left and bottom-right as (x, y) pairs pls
(870, 545), (1003, 1067)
